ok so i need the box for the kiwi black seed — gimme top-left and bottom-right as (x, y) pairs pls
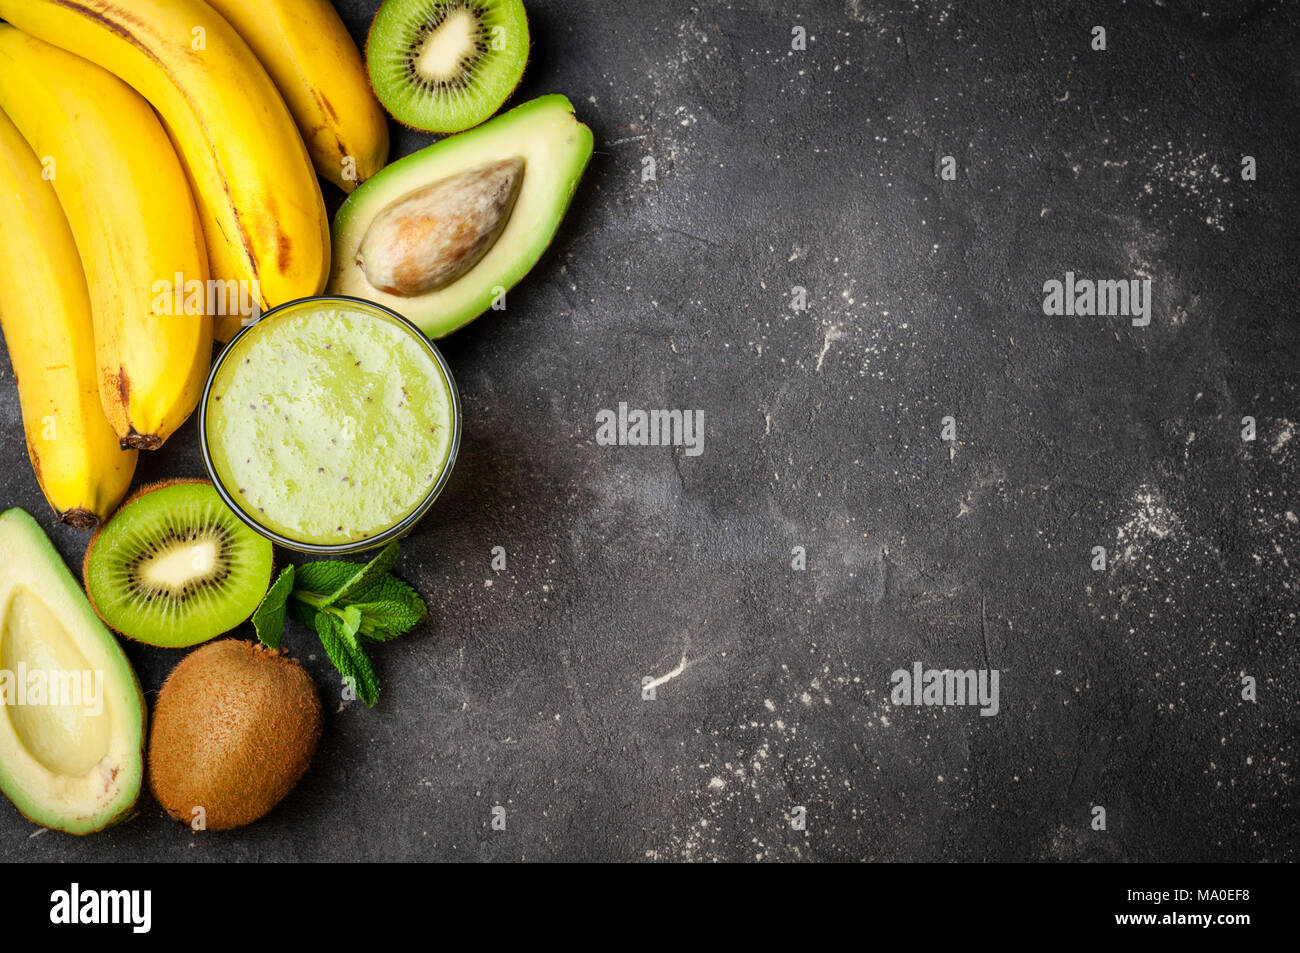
(82, 480), (274, 648)
(367, 0), (530, 132)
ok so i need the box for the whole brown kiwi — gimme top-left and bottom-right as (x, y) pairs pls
(149, 640), (323, 830)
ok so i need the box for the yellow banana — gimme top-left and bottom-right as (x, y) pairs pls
(205, 0), (389, 193)
(0, 27), (212, 451)
(0, 0), (332, 342)
(0, 108), (137, 526)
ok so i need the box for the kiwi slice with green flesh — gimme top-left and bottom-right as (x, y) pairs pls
(83, 481), (274, 649)
(367, 0), (529, 132)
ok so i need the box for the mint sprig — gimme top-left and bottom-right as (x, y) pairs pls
(251, 541), (428, 707)
(252, 564), (295, 649)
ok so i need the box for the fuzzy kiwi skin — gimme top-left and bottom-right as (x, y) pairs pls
(149, 640), (323, 830)
(81, 478), (274, 645)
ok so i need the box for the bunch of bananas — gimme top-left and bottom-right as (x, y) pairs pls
(0, 0), (387, 526)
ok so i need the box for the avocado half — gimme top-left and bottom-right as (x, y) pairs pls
(0, 508), (145, 834)
(328, 94), (594, 338)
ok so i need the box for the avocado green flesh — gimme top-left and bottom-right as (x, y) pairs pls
(0, 509), (144, 834)
(329, 94), (594, 338)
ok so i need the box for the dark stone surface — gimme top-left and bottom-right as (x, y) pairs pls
(2, 0), (1297, 861)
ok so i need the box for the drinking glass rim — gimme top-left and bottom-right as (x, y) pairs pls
(198, 294), (462, 555)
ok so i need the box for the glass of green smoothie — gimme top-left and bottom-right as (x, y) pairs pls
(200, 296), (461, 554)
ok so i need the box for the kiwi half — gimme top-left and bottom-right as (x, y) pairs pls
(82, 480), (274, 648)
(367, 0), (529, 132)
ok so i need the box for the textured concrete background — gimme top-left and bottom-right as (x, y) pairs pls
(2, 0), (1297, 861)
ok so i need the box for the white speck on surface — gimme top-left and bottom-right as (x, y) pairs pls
(644, 655), (689, 691)
(1117, 485), (1184, 561)
(816, 325), (844, 372)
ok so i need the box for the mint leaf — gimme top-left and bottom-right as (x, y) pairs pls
(294, 560), (358, 597)
(270, 543), (426, 707)
(252, 566), (295, 648)
(314, 611), (379, 707)
(348, 573), (424, 614)
(353, 593), (427, 641)
(287, 595), (320, 633)
(322, 541), (400, 607)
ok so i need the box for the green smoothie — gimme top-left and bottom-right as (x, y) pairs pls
(204, 299), (456, 549)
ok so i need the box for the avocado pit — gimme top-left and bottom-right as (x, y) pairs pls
(355, 156), (524, 297)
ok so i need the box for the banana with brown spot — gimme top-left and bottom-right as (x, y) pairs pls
(205, 0), (389, 194)
(0, 108), (136, 522)
(0, 0), (332, 342)
(0, 27), (210, 451)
